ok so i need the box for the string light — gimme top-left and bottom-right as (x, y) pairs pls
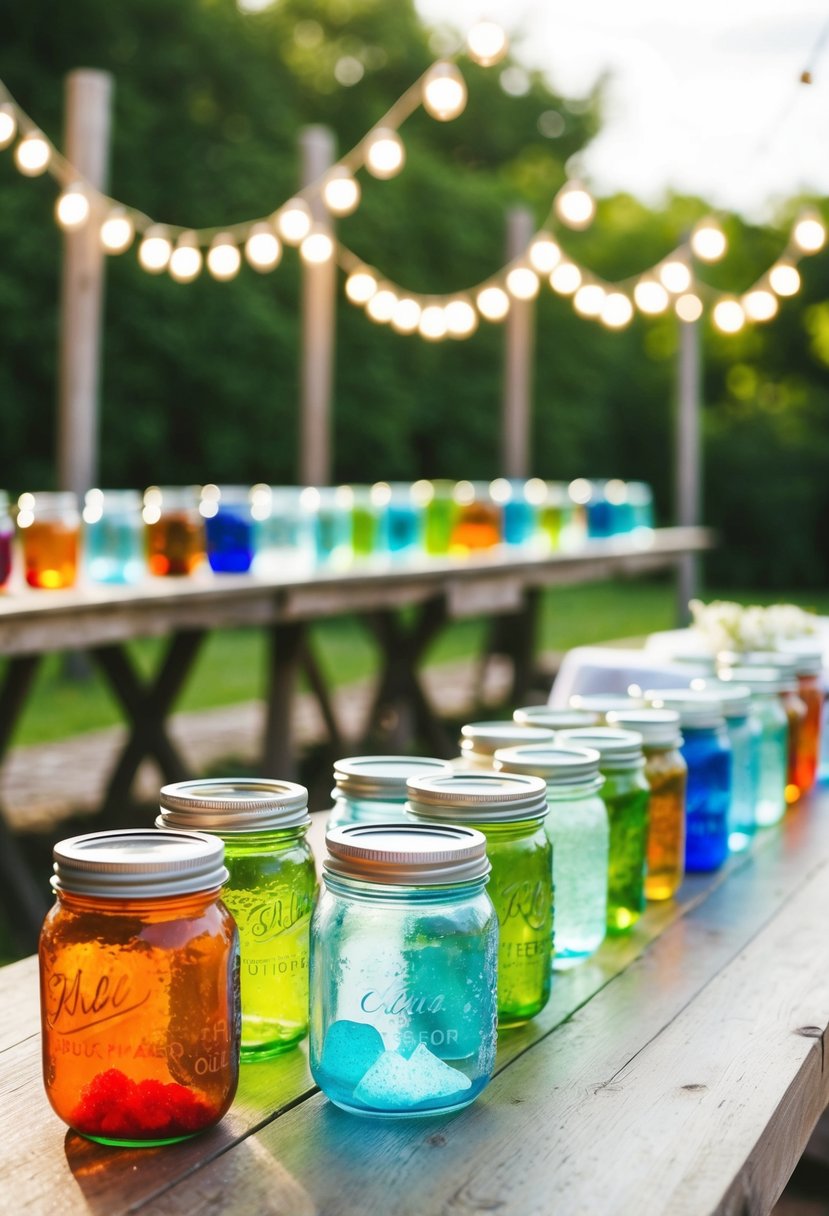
(365, 128), (405, 179)
(206, 234), (241, 281)
(712, 297), (745, 334)
(476, 285), (510, 321)
(659, 260), (692, 294)
(322, 167), (361, 217)
(100, 209), (134, 254)
(55, 183), (90, 231)
(792, 209), (826, 254)
(550, 262), (582, 295)
(573, 283), (606, 317)
(138, 225), (173, 273)
(422, 62), (467, 122)
(528, 235), (561, 274)
(391, 297), (421, 333)
(0, 103), (16, 149)
(466, 20), (509, 66)
(169, 235), (203, 283)
(769, 261), (801, 297)
(15, 131), (50, 176)
(300, 227), (334, 264)
(419, 304), (448, 340)
(691, 218), (727, 262)
(444, 297), (478, 337)
(675, 293), (703, 323)
(505, 266), (540, 300)
(634, 277), (670, 315)
(366, 288), (397, 322)
(276, 198), (312, 245)
(245, 222), (282, 271)
(601, 292), (633, 329)
(555, 181), (595, 230)
(345, 270), (378, 304)
(742, 288), (778, 322)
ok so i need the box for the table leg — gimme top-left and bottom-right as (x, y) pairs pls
(261, 621), (306, 780)
(477, 588), (543, 706)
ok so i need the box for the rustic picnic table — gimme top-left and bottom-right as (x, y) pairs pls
(3, 786), (829, 1216)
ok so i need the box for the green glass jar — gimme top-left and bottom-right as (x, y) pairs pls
(458, 721), (555, 770)
(406, 770), (552, 1028)
(329, 755), (455, 828)
(558, 728), (650, 934)
(157, 778), (317, 1061)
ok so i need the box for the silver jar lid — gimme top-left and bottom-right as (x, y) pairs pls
(718, 650), (798, 678)
(605, 708), (682, 748)
(687, 679), (753, 718)
(568, 693), (645, 715)
(333, 755), (454, 801)
(494, 744), (601, 785)
(642, 689), (725, 730)
(512, 706), (599, 730)
(324, 823), (490, 886)
(776, 642), (824, 677)
(556, 727), (644, 769)
(407, 770), (548, 823)
(52, 829), (228, 898)
(158, 777), (309, 832)
(718, 666), (795, 695)
(459, 720), (554, 757)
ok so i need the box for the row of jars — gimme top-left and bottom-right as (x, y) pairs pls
(1, 478), (654, 591)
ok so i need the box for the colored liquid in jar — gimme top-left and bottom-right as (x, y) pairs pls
(643, 759), (686, 901)
(794, 680), (822, 794)
(205, 508), (254, 574)
(22, 521), (79, 589)
(86, 518), (145, 585)
(451, 503), (501, 550)
(424, 498), (457, 555)
(146, 513), (204, 576)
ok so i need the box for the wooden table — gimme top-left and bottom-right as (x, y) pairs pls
(3, 790), (829, 1216)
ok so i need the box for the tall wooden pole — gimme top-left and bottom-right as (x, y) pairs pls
(57, 69), (113, 499)
(501, 206), (535, 478)
(299, 125), (336, 486)
(675, 309), (702, 622)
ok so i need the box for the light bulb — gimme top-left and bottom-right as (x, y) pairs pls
(550, 262), (582, 295)
(659, 260), (692, 294)
(365, 128), (405, 179)
(601, 292), (634, 329)
(138, 225), (173, 273)
(245, 223), (282, 271)
(712, 297), (745, 334)
(634, 278), (669, 315)
(793, 210), (826, 254)
(0, 103), (16, 149)
(506, 266), (540, 300)
(691, 219), (727, 262)
(322, 167), (361, 216)
(276, 198), (312, 245)
(476, 285), (510, 321)
(206, 234), (241, 281)
(555, 181), (595, 230)
(769, 261), (801, 297)
(55, 184), (90, 230)
(742, 289), (778, 322)
(466, 20), (509, 66)
(15, 131), (50, 176)
(444, 297), (478, 337)
(169, 236), (203, 283)
(391, 297), (421, 334)
(422, 62), (467, 122)
(300, 228), (334, 265)
(366, 288), (397, 322)
(529, 235), (560, 274)
(345, 270), (378, 304)
(573, 283), (606, 317)
(675, 293), (703, 323)
(419, 304), (448, 340)
(100, 209), (134, 254)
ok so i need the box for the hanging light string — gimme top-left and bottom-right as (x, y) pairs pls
(0, 17), (824, 336)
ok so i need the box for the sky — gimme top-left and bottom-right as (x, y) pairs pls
(415, 0), (829, 219)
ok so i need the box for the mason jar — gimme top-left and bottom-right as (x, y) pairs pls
(329, 755), (455, 828)
(406, 770), (552, 1026)
(157, 778), (316, 1061)
(250, 485), (315, 576)
(418, 480), (458, 557)
(450, 480), (502, 551)
(0, 490), (13, 589)
(143, 486), (205, 577)
(513, 706), (599, 731)
(681, 681), (760, 851)
(372, 482), (424, 559)
(720, 667), (789, 826)
(310, 823), (498, 1117)
(83, 489), (146, 585)
(200, 485), (256, 575)
(39, 829), (239, 1147)
(494, 743), (608, 967)
(778, 644), (824, 795)
(607, 708), (687, 901)
(303, 485), (354, 568)
(458, 721), (554, 770)
(557, 728), (650, 934)
(489, 477), (545, 548)
(17, 491), (81, 589)
(568, 693), (646, 723)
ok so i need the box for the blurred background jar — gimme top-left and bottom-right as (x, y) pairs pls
(458, 720), (554, 770)
(83, 489), (146, 585)
(143, 486), (205, 577)
(200, 485), (256, 574)
(250, 485), (314, 576)
(17, 491), (81, 589)
(418, 480), (458, 557)
(0, 491), (14, 589)
(329, 755), (454, 828)
(450, 481), (502, 552)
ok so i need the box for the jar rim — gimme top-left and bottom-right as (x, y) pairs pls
(556, 727), (644, 768)
(493, 743), (601, 784)
(158, 777), (309, 831)
(324, 822), (490, 885)
(512, 706), (599, 730)
(459, 720), (554, 756)
(406, 770), (548, 822)
(51, 828), (228, 898)
(333, 755), (454, 800)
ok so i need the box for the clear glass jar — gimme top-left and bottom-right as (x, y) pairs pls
(157, 778), (316, 1061)
(250, 485), (315, 576)
(607, 708), (686, 901)
(143, 486), (205, 577)
(200, 485), (256, 575)
(458, 720), (554, 770)
(494, 743), (608, 968)
(723, 667), (789, 826)
(39, 829), (239, 1147)
(0, 490), (13, 589)
(685, 681), (760, 851)
(83, 489), (146, 585)
(303, 485), (354, 568)
(451, 480), (502, 551)
(17, 491), (81, 589)
(558, 728), (650, 934)
(310, 823), (498, 1117)
(513, 706), (599, 731)
(406, 770), (552, 1027)
(329, 755), (454, 829)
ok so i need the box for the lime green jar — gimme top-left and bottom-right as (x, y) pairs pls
(407, 770), (552, 1028)
(157, 778), (317, 1060)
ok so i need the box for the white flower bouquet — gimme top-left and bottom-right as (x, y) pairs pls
(688, 599), (818, 655)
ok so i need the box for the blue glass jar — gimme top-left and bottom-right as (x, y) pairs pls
(489, 478), (545, 548)
(310, 823), (498, 1118)
(719, 667), (789, 826)
(376, 483), (424, 558)
(458, 721), (555, 770)
(200, 485), (255, 574)
(329, 755), (455, 828)
(685, 682), (760, 851)
(83, 489), (146, 585)
(513, 706), (599, 731)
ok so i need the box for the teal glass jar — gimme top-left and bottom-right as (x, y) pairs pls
(494, 744), (608, 968)
(329, 755), (455, 828)
(311, 823), (498, 1117)
(458, 721), (554, 770)
(406, 770), (552, 1027)
(157, 778), (316, 1061)
(558, 728), (650, 934)
(721, 667), (789, 827)
(513, 706), (599, 730)
(82, 489), (146, 585)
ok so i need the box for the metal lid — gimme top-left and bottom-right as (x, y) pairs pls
(333, 755), (454, 801)
(52, 829), (228, 899)
(494, 744), (601, 785)
(718, 666), (794, 694)
(568, 694), (645, 715)
(406, 770), (549, 823)
(774, 642), (823, 677)
(459, 720), (554, 756)
(158, 778), (309, 832)
(642, 689), (725, 730)
(513, 706), (600, 730)
(687, 680), (753, 718)
(324, 823), (490, 886)
(605, 708), (682, 747)
(556, 728), (644, 769)
(718, 651), (798, 679)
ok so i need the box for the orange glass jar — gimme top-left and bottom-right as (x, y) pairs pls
(143, 486), (205, 576)
(450, 481), (502, 551)
(781, 649), (823, 796)
(17, 491), (81, 589)
(39, 829), (240, 1147)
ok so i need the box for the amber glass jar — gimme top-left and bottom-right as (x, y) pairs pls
(779, 647), (824, 795)
(39, 829), (240, 1147)
(17, 491), (81, 589)
(143, 486), (206, 576)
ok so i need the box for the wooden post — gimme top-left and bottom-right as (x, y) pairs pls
(299, 125), (336, 487)
(501, 205), (535, 478)
(675, 310), (702, 622)
(57, 69), (113, 499)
